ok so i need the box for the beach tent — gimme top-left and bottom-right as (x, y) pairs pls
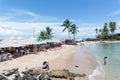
(36, 38), (44, 42)
(0, 38), (50, 48)
(20, 39), (46, 45)
(0, 39), (24, 48)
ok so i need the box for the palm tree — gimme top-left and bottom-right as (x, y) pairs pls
(109, 22), (116, 39)
(98, 29), (102, 39)
(38, 27), (54, 40)
(109, 22), (116, 34)
(38, 30), (46, 40)
(61, 19), (72, 39)
(70, 24), (79, 40)
(95, 28), (98, 35)
(101, 23), (109, 40)
(45, 27), (54, 39)
(99, 29), (102, 34)
(95, 28), (98, 38)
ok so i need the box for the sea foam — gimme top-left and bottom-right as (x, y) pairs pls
(89, 55), (105, 80)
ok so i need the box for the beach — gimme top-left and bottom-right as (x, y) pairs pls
(0, 43), (98, 80)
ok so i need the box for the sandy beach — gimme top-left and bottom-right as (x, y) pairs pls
(49, 43), (99, 80)
(0, 43), (98, 80)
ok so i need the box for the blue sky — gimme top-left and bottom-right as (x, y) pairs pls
(0, 0), (120, 39)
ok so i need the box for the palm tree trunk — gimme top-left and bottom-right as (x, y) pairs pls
(68, 29), (70, 39)
(74, 34), (75, 41)
(112, 32), (114, 40)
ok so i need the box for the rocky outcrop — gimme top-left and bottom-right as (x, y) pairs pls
(1, 68), (86, 80)
(49, 69), (86, 80)
(1, 68), (18, 76)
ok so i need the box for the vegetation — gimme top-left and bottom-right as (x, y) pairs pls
(95, 21), (120, 40)
(38, 30), (46, 39)
(61, 19), (72, 39)
(101, 23), (109, 40)
(86, 38), (96, 41)
(61, 19), (79, 41)
(45, 27), (54, 39)
(38, 27), (54, 40)
(114, 33), (120, 40)
(70, 24), (79, 40)
(109, 22), (116, 39)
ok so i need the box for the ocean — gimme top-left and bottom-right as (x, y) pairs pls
(87, 43), (120, 80)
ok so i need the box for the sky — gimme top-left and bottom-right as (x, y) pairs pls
(0, 0), (120, 39)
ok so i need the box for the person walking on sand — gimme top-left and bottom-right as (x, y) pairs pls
(104, 56), (107, 65)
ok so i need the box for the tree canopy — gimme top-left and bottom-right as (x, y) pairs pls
(38, 27), (54, 40)
(95, 21), (118, 40)
(61, 19), (79, 40)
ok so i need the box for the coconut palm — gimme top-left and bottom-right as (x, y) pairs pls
(95, 28), (98, 35)
(45, 26), (54, 39)
(109, 22), (116, 39)
(95, 28), (98, 38)
(70, 24), (79, 40)
(99, 29), (102, 33)
(38, 27), (54, 40)
(109, 22), (116, 34)
(38, 30), (46, 40)
(98, 29), (102, 39)
(61, 19), (72, 39)
(101, 23), (109, 39)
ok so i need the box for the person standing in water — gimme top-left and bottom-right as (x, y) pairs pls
(104, 56), (107, 65)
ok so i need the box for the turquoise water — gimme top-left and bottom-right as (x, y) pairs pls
(87, 43), (120, 80)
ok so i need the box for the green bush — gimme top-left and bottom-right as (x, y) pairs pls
(115, 36), (120, 40)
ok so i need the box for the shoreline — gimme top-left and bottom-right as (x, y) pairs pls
(85, 40), (120, 44)
(0, 42), (104, 80)
(66, 46), (99, 80)
(49, 44), (99, 80)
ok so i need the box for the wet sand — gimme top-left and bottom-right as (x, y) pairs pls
(49, 45), (98, 80)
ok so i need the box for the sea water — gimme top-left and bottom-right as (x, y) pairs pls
(87, 43), (120, 80)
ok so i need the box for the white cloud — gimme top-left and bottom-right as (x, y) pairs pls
(0, 8), (103, 39)
(77, 27), (97, 38)
(0, 16), (11, 21)
(0, 27), (23, 36)
(0, 21), (62, 38)
(0, 21), (98, 39)
(107, 10), (120, 16)
(11, 9), (39, 17)
(3, 9), (61, 22)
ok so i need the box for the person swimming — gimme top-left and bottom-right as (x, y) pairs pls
(104, 56), (107, 65)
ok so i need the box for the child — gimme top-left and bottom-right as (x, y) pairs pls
(104, 56), (107, 65)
